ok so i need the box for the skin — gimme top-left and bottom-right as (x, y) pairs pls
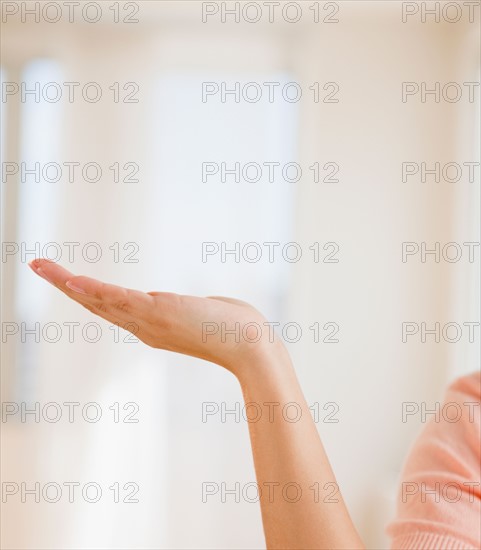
(28, 258), (364, 550)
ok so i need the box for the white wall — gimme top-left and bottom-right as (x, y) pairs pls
(1, 2), (479, 549)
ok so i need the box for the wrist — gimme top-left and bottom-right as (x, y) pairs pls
(231, 339), (295, 389)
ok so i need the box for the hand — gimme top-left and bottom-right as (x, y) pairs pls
(28, 259), (283, 376)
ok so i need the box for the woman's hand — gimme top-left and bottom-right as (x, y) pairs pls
(28, 259), (283, 376)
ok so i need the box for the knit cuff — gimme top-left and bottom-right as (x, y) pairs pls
(391, 531), (479, 550)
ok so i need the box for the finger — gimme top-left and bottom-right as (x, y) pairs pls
(29, 258), (75, 289)
(29, 260), (142, 348)
(29, 259), (154, 322)
(29, 259), (129, 329)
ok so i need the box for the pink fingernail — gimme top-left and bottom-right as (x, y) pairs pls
(66, 281), (87, 295)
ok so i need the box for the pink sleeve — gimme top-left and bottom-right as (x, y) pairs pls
(387, 372), (481, 550)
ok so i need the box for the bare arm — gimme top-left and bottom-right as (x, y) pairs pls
(237, 345), (363, 549)
(29, 259), (364, 550)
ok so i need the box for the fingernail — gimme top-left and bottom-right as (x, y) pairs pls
(37, 267), (54, 285)
(66, 280), (87, 295)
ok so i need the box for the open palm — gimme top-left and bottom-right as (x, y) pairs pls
(29, 259), (276, 373)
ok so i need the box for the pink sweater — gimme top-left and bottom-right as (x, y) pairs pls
(387, 372), (481, 550)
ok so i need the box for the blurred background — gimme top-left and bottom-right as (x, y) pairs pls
(1, 1), (480, 548)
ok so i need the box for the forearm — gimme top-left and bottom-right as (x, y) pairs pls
(235, 343), (364, 550)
